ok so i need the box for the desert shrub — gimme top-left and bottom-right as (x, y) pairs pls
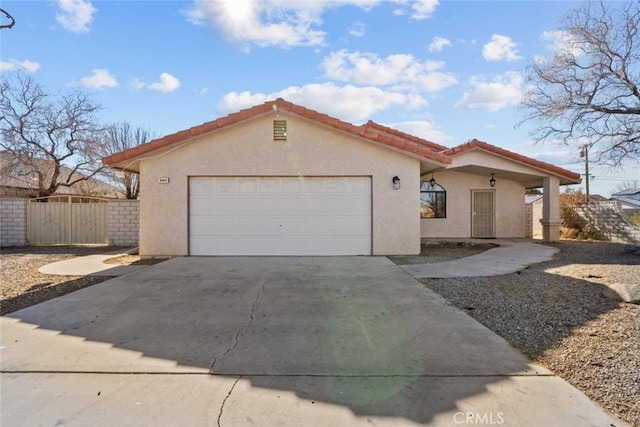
(560, 187), (586, 232)
(577, 222), (601, 240)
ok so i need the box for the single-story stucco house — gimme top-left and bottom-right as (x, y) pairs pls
(103, 99), (581, 257)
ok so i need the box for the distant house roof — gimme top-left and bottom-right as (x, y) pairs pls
(103, 98), (581, 186)
(588, 194), (609, 202)
(525, 194), (543, 204)
(611, 188), (640, 210)
(0, 151), (124, 198)
(612, 188), (640, 198)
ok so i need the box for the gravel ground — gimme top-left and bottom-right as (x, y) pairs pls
(1, 246), (118, 315)
(2, 241), (638, 425)
(415, 240), (640, 426)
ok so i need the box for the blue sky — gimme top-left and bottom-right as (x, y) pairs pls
(1, 0), (636, 196)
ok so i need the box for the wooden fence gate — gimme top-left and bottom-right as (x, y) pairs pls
(28, 196), (108, 244)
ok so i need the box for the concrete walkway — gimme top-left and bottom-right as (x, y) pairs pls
(38, 247), (149, 277)
(1, 256), (628, 426)
(39, 239), (559, 279)
(400, 239), (560, 278)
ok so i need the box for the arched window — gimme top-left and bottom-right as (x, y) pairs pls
(420, 181), (446, 218)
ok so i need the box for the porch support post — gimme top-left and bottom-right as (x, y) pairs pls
(541, 176), (561, 242)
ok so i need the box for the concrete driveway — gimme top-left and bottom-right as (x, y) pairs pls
(0, 257), (626, 426)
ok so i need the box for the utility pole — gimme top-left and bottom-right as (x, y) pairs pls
(580, 145), (590, 203)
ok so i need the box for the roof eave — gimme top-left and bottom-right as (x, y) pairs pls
(445, 140), (581, 184)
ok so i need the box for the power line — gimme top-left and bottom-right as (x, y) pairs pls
(589, 176), (639, 181)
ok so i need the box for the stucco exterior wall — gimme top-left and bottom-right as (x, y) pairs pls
(138, 112), (421, 256)
(531, 199), (543, 239)
(420, 170), (526, 238)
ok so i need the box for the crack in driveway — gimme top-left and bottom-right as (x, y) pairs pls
(217, 375), (241, 427)
(210, 279), (268, 374)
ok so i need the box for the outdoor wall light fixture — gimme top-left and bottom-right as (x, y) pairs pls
(429, 174), (436, 187)
(392, 176), (401, 190)
(489, 173), (496, 188)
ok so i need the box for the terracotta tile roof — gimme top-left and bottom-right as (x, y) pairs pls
(101, 100), (580, 183)
(102, 98), (452, 167)
(361, 121), (449, 152)
(444, 139), (581, 182)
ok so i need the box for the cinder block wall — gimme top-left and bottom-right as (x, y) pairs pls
(0, 198), (28, 247)
(574, 201), (640, 244)
(107, 200), (139, 247)
(525, 204), (533, 238)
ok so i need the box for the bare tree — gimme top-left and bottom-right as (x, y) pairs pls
(103, 122), (151, 199)
(0, 72), (105, 197)
(614, 180), (640, 193)
(520, 1), (640, 165)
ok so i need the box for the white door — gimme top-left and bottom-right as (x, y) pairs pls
(189, 177), (372, 255)
(471, 190), (495, 238)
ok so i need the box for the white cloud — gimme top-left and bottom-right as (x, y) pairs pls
(322, 50), (456, 92)
(391, 120), (453, 143)
(482, 34), (522, 62)
(528, 148), (577, 167)
(409, 0), (439, 19)
(347, 21), (366, 37)
(454, 71), (523, 112)
(0, 59), (40, 73)
(542, 30), (583, 58)
(56, 0), (96, 33)
(132, 73), (181, 93)
(186, 0), (379, 49)
(533, 55), (546, 65)
(79, 69), (117, 89)
(185, 1), (434, 49)
(218, 83), (424, 123)
(428, 36), (451, 52)
(148, 73), (181, 93)
(391, 0), (439, 19)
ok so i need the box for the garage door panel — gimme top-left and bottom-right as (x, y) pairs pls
(348, 197), (371, 214)
(189, 237), (210, 255)
(348, 217), (371, 234)
(280, 218), (304, 235)
(261, 178), (281, 193)
(347, 178), (370, 193)
(303, 180), (324, 193)
(326, 179), (345, 193)
(254, 217), (283, 235)
(190, 178), (214, 194)
(190, 197), (213, 216)
(261, 197), (285, 215)
(189, 177), (371, 256)
(237, 178), (258, 193)
(325, 217), (348, 235)
(235, 197), (258, 213)
(211, 217), (238, 235)
(190, 218), (207, 237)
(283, 180), (302, 193)
(324, 197), (349, 213)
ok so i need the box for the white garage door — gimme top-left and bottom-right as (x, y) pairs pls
(189, 177), (372, 256)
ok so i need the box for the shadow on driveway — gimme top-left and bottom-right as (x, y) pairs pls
(0, 256), (625, 426)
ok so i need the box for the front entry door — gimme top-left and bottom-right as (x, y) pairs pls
(472, 190), (495, 238)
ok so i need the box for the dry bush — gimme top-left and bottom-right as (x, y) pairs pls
(560, 187), (586, 237)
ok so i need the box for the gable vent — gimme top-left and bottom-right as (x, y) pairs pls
(274, 120), (287, 141)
